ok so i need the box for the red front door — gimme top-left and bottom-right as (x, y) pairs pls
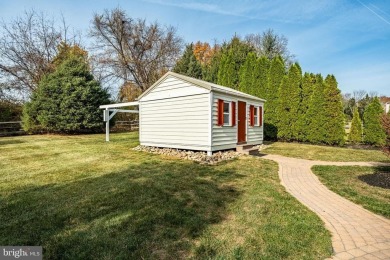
(237, 101), (246, 143)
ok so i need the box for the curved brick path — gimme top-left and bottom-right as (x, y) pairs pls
(262, 154), (390, 260)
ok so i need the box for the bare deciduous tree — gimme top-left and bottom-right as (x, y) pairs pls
(352, 90), (367, 105)
(0, 10), (74, 100)
(245, 29), (295, 65)
(90, 8), (183, 92)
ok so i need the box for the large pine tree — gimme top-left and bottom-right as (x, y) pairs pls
(22, 55), (110, 133)
(173, 43), (202, 79)
(265, 56), (285, 140)
(276, 63), (301, 141)
(363, 97), (386, 146)
(349, 108), (363, 143)
(322, 75), (345, 145)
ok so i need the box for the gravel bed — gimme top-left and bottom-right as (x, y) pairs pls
(132, 145), (241, 164)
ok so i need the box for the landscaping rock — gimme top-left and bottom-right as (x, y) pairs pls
(132, 145), (241, 164)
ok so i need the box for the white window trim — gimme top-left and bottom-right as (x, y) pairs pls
(253, 106), (258, 126)
(223, 101), (232, 126)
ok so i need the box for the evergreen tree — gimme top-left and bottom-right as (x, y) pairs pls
(173, 43), (202, 79)
(187, 55), (202, 79)
(276, 63), (301, 141)
(173, 44), (192, 74)
(322, 75), (345, 145)
(256, 56), (270, 99)
(306, 74), (326, 143)
(238, 52), (256, 94)
(22, 56), (110, 133)
(349, 108), (363, 143)
(217, 36), (254, 89)
(296, 72), (315, 141)
(202, 51), (221, 84)
(363, 97), (386, 146)
(265, 56), (285, 140)
(217, 49), (236, 88)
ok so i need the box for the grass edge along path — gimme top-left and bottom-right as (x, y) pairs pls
(262, 141), (390, 162)
(312, 165), (390, 218)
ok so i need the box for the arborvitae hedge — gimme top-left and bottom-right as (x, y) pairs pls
(363, 97), (386, 146)
(296, 72), (315, 141)
(305, 74), (326, 143)
(277, 63), (301, 141)
(265, 56), (285, 140)
(239, 52), (256, 94)
(349, 108), (363, 143)
(256, 56), (270, 100)
(322, 75), (345, 145)
(218, 50), (237, 89)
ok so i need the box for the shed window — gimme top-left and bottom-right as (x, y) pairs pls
(223, 102), (231, 126)
(250, 105), (261, 126)
(254, 107), (258, 126)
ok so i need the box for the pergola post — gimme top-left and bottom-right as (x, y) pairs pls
(105, 108), (110, 142)
(99, 101), (140, 142)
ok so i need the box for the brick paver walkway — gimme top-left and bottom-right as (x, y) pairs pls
(263, 154), (390, 260)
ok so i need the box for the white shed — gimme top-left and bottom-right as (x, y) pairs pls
(136, 72), (265, 155)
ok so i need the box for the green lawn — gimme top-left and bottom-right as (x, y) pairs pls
(312, 165), (390, 218)
(263, 142), (390, 162)
(0, 132), (331, 259)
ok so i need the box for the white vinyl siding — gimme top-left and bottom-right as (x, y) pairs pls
(212, 92), (264, 151)
(141, 76), (208, 102)
(212, 92), (237, 151)
(139, 77), (210, 151)
(247, 104), (263, 145)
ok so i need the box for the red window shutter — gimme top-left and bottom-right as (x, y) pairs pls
(217, 99), (224, 126)
(232, 102), (236, 126)
(250, 105), (254, 126)
(259, 106), (263, 127)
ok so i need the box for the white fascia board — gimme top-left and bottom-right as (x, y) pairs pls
(99, 101), (139, 109)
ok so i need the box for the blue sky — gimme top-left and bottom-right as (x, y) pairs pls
(1, 0), (389, 95)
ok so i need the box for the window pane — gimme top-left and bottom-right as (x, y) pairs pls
(224, 114), (230, 125)
(223, 102), (230, 113)
(254, 107), (257, 116)
(254, 115), (258, 125)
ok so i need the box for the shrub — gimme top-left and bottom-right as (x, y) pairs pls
(349, 108), (363, 143)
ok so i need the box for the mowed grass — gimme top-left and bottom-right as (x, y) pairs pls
(312, 166), (390, 218)
(0, 132), (332, 259)
(263, 142), (390, 162)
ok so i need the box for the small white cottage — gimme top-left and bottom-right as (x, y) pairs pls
(101, 71), (265, 155)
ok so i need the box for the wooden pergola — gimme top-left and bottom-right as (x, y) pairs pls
(99, 101), (139, 142)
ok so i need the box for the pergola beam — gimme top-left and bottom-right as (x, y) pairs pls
(99, 101), (139, 109)
(100, 102), (140, 142)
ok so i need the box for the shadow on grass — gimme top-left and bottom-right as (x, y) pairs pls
(0, 139), (25, 145)
(358, 166), (390, 189)
(0, 160), (242, 259)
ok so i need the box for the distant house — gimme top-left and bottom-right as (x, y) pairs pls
(379, 96), (390, 114)
(101, 72), (265, 155)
